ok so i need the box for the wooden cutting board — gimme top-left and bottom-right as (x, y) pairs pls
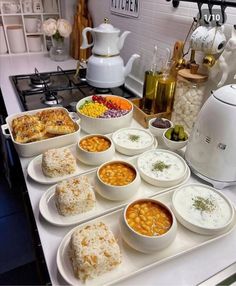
(70, 0), (93, 60)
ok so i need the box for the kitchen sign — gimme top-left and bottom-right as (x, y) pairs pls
(110, 0), (139, 18)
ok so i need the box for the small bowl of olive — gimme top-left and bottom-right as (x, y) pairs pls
(148, 117), (173, 138)
(163, 125), (189, 150)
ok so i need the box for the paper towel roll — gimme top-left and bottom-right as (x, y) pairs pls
(7, 25), (26, 53)
(0, 25), (8, 54)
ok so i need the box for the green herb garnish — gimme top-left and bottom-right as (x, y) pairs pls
(192, 196), (216, 213)
(152, 161), (170, 172)
(129, 134), (140, 142)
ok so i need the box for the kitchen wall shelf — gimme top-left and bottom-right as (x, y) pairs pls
(0, 0), (61, 55)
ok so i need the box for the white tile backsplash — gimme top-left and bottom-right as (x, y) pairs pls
(85, 0), (236, 85)
(62, 0), (236, 91)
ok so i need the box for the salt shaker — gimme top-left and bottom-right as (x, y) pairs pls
(171, 68), (208, 134)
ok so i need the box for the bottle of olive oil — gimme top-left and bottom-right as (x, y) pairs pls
(142, 46), (161, 114)
(154, 60), (176, 114)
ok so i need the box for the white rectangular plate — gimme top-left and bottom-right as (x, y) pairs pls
(27, 139), (157, 185)
(57, 189), (236, 286)
(39, 157), (190, 226)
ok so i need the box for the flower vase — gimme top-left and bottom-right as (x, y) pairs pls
(49, 37), (68, 61)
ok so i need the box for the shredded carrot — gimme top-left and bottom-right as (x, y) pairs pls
(105, 96), (132, 110)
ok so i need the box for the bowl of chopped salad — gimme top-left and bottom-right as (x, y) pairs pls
(76, 95), (133, 134)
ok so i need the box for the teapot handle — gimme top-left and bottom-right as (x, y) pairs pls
(81, 27), (93, 49)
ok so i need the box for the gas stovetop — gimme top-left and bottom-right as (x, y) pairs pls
(10, 66), (138, 112)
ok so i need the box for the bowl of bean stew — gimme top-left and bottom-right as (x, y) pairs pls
(120, 198), (177, 253)
(94, 160), (141, 201)
(77, 134), (115, 166)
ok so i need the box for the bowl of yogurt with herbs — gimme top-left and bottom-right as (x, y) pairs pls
(137, 149), (187, 187)
(112, 128), (155, 156)
(172, 184), (235, 235)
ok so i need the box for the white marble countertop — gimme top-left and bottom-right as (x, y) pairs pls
(1, 54), (236, 286)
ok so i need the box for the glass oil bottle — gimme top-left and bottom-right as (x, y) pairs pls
(142, 46), (161, 114)
(154, 60), (176, 114)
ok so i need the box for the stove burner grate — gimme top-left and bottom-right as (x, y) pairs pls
(95, 88), (112, 94)
(41, 90), (63, 106)
(30, 73), (51, 88)
(10, 66), (138, 111)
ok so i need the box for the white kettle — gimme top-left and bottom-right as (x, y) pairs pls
(85, 54), (140, 88)
(81, 18), (140, 88)
(81, 17), (130, 56)
(185, 84), (236, 189)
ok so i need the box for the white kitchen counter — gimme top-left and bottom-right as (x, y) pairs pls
(0, 53), (77, 115)
(1, 54), (236, 286)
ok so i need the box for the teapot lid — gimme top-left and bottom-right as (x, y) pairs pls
(93, 18), (120, 33)
(213, 84), (236, 106)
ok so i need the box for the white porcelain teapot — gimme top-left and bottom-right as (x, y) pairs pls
(86, 53), (140, 88)
(81, 18), (130, 56)
(81, 18), (140, 88)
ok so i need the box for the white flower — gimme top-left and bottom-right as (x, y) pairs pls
(57, 19), (72, 38)
(42, 18), (57, 37)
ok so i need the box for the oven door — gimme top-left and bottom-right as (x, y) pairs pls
(0, 89), (22, 189)
(0, 88), (51, 283)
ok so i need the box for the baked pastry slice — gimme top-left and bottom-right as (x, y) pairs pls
(42, 148), (77, 177)
(37, 109), (76, 135)
(12, 115), (46, 143)
(69, 222), (121, 282)
(55, 176), (96, 216)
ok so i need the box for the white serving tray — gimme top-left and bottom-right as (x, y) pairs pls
(57, 189), (236, 286)
(27, 139), (158, 185)
(39, 157), (190, 226)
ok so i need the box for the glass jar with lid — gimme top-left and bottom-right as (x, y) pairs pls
(171, 68), (208, 133)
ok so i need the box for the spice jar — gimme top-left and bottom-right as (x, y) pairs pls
(171, 69), (208, 133)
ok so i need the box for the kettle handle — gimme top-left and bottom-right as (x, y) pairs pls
(81, 27), (93, 49)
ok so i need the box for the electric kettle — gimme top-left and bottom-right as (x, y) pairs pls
(81, 18), (140, 88)
(185, 84), (236, 189)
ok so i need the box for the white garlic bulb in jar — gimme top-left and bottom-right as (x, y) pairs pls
(171, 69), (208, 133)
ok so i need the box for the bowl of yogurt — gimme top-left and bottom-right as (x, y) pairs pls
(137, 149), (187, 187)
(172, 184), (235, 235)
(112, 127), (155, 156)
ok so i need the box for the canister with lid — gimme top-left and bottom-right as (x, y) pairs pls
(171, 68), (208, 133)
